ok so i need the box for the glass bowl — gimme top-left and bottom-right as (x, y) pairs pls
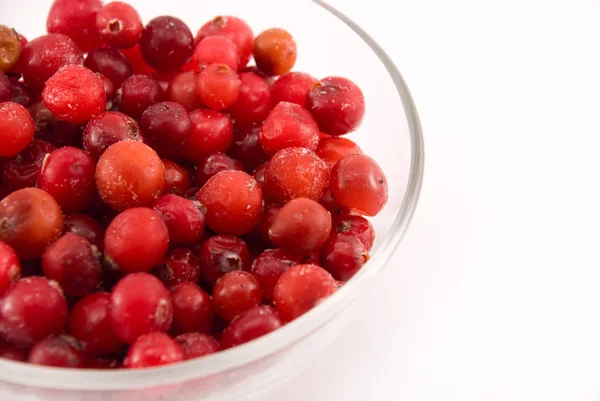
(0, 0), (424, 400)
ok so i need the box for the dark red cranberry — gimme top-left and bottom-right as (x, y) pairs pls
(259, 102), (319, 156)
(220, 305), (283, 349)
(228, 124), (268, 171)
(0, 102), (35, 157)
(63, 214), (104, 250)
(258, 204), (280, 245)
(166, 71), (203, 111)
(175, 332), (220, 360)
(320, 232), (369, 281)
(84, 48), (133, 89)
(0, 241), (20, 295)
(140, 16), (194, 72)
(0, 72), (11, 102)
(194, 36), (239, 70)
(28, 335), (85, 368)
(0, 344), (27, 361)
(96, 1), (143, 49)
(271, 72), (316, 107)
(29, 102), (84, 148)
(196, 16), (254, 68)
(140, 101), (192, 158)
(1, 139), (56, 191)
(124, 332), (183, 368)
(162, 159), (192, 195)
(155, 247), (202, 290)
(251, 249), (300, 301)
(183, 109), (234, 163)
(83, 111), (142, 160)
(46, 0), (103, 52)
(228, 72), (272, 126)
(10, 81), (35, 108)
(213, 271), (262, 322)
(333, 215), (375, 251)
(154, 195), (204, 246)
(99, 73), (116, 106)
(198, 235), (250, 286)
(195, 63), (241, 110)
(119, 75), (165, 118)
(195, 153), (244, 187)
(170, 282), (214, 335)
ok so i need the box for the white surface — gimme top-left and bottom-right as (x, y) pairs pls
(270, 1), (600, 401)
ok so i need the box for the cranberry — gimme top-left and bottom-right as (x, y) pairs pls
(121, 43), (155, 76)
(68, 292), (123, 355)
(198, 235), (250, 286)
(0, 26), (21, 72)
(195, 153), (244, 187)
(183, 109), (234, 163)
(119, 75), (165, 118)
(306, 77), (365, 136)
(319, 187), (345, 215)
(252, 162), (268, 188)
(29, 102), (84, 148)
(96, 141), (165, 211)
(0, 102), (34, 157)
(140, 101), (192, 158)
(1, 140), (56, 190)
(0, 277), (68, 347)
(228, 72), (272, 126)
(260, 102), (319, 156)
(196, 16), (254, 68)
(0, 344), (27, 361)
(0, 242), (20, 295)
(20, 34), (83, 92)
(110, 273), (173, 344)
(96, 1), (143, 49)
(0, 188), (63, 260)
(273, 264), (337, 321)
(10, 81), (35, 108)
(38, 147), (96, 213)
(320, 233), (369, 281)
(316, 136), (363, 170)
(42, 65), (106, 124)
(140, 16), (194, 72)
(0, 72), (11, 101)
(194, 36), (239, 70)
(105, 208), (169, 274)
(47, 0), (103, 52)
(83, 111), (142, 160)
(84, 48), (133, 89)
(166, 71), (203, 111)
(152, 71), (175, 93)
(263, 147), (329, 203)
(162, 159), (192, 195)
(228, 124), (268, 171)
(99, 73), (116, 105)
(124, 332), (183, 368)
(197, 171), (262, 236)
(271, 72), (316, 107)
(258, 204), (280, 245)
(63, 213), (104, 250)
(330, 154), (388, 216)
(175, 332), (219, 360)
(170, 282), (214, 335)
(333, 215), (375, 251)
(212, 271), (262, 322)
(220, 305), (283, 349)
(153, 194), (205, 245)
(155, 247), (202, 290)
(195, 63), (241, 110)
(28, 335), (85, 368)
(253, 28), (296, 76)
(251, 249), (300, 301)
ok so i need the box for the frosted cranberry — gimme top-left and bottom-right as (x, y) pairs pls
(0, 242), (20, 295)
(0, 277), (68, 347)
(121, 43), (155, 75)
(213, 271), (261, 322)
(10, 81), (35, 108)
(105, 208), (169, 274)
(1, 140), (55, 190)
(320, 233), (369, 281)
(253, 28), (296, 77)
(271, 72), (316, 107)
(83, 111), (142, 160)
(170, 282), (214, 335)
(260, 102), (319, 156)
(28, 335), (84, 368)
(330, 154), (388, 216)
(196, 16), (253, 68)
(0, 102), (34, 157)
(258, 204), (280, 245)
(96, 141), (165, 211)
(263, 147), (329, 203)
(183, 110), (234, 163)
(47, 0), (103, 52)
(63, 214), (104, 250)
(96, 2), (143, 49)
(124, 332), (182, 368)
(198, 235), (250, 286)
(306, 77), (365, 136)
(155, 247), (201, 290)
(229, 72), (272, 126)
(0, 26), (21, 72)
(0, 344), (27, 361)
(119, 75), (165, 118)
(38, 147), (96, 213)
(333, 215), (375, 251)
(110, 273), (173, 344)
(0, 72), (11, 101)
(20, 34), (83, 92)
(195, 63), (240, 110)
(251, 249), (300, 301)
(153, 194), (205, 245)
(166, 71), (203, 111)
(194, 36), (239, 70)
(162, 159), (192, 195)
(195, 153), (244, 187)
(221, 305), (283, 349)
(140, 101), (192, 158)
(197, 171), (262, 236)
(0, 188), (63, 260)
(228, 124), (268, 171)
(175, 332), (219, 360)
(43, 65), (106, 124)
(316, 136), (363, 170)
(140, 16), (194, 72)
(68, 292), (123, 355)
(84, 48), (133, 89)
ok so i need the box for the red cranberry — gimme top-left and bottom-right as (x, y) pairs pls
(119, 75), (165, 118)
(96, 1), (143, 49)
(121, 43), (155, 76)
(166, 71), (203, 111)
(10, 81), (35, 108)
(251, 249), (300, 301)
(195, 153), (244, 187)
(0, 102), (34, 157)
(46, 0), (103, 52)
(162, 159), (192, 195)
(110, 273), (173, 344)
(271, 72), (316, 107)
(228, 72), (272, 126)
(333, 215), (375, 251)
(320, 232), (369, 281)
(68, 292), (123, 355)
(170, 282), (214, 335)
(253, 28), (296, 76)
(319, 187), (344, 215)
(213, 271), (262, 322)
(0, 72), (11, 102)
(1, 139), (56, 191)
(196, 16), (254, 68)
(83, 111), (142, 160)
(28, 335), (85, 368)
(175, 332), (220, 360)
(153, 194), (205, 245)
(140, 16), (194, 72)
(221, 305), (283, 349)
(124, 332), (183, 368)
(0, 277), (68, 347)
(84, 48), (133, 89)
(140, 101), (192, 158)
(194, 36), (239, 70)
(198, 235), (250, 286)
(0, 344), (27, 361)
(228, 124), (268, 171)
(260, 102), (319, 156)
(195, 63), (241, 110)
(183, 109), (234, 163)
(316, 136), (363, 170)
(63, 213), (104, 250)
(155, 247), (202, 290)
(0, 242), (20, 295)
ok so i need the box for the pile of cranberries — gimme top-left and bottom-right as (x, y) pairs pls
(0, 0), (388, 370)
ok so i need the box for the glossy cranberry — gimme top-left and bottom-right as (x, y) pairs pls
(198, 235), (250, 286)
(68, 292), (123, 355)
(153, 194), (205, 245)
(320, 233), (369, 281)
(47, 0), (103, 52)
(0, 188), (63, 260)
(84, 48), (133, 89)
(333, 215), (375, 251)
(183, 109), (234, 163)
(228, 124), (268, 171)
(38, 147), (96, 213)
(140, 101), (192, 158)
(0, 242), (20, 295)
(170, 282), (214, 335)
(228, 72), (272, 126)
(251, 249), (300, 301)
(0, 277), (68, 347)
(0, 72), (11, 101)
(194, 36), (239, 70)
(166, 71), (203, 111)
(330, 154), (388, 216)
(1, 139), (56, 190)
(96, 141), (165, 211)
(271, 72), (316, 107)
(197, 171), (262, 236)
(0, 102), (34, 157)
(155, 247), (202, 290)
(29, 102), (84, 148)
(195, 153), (244, 187)
(140, 16), (194, 72)
(195, 63), (240, 110)
(10, 81), (35, 108)
(28, 335), (85, 368)
(221, 305), (283, 349)
(63, 214), (104, 250)
(175, 332), (220, 360)
(121, 43), (155, 76)
(83, 111), (142, 160)
(119, 75), (165, 118)
(213, 271), (261, 322)
(96, 2), (143, 49)
(110, 273), (173, 344)
(263, 147), (329, 203)
(124, 332), (182, 368)
(162, 159), (192, 195)
(0, 344), (27, 361)
(252, 162), (268, 188)
(105, 208), (169, 274)
(253, 28), (296, 76)
(0, 26), (21, 72)
(20, 34), (84, 92)
(316, 136), (363, 170)
(196, 16), (254, 68)
(260, 102), (319, 156)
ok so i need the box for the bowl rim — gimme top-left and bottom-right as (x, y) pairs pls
(0, 0), (425, 391)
